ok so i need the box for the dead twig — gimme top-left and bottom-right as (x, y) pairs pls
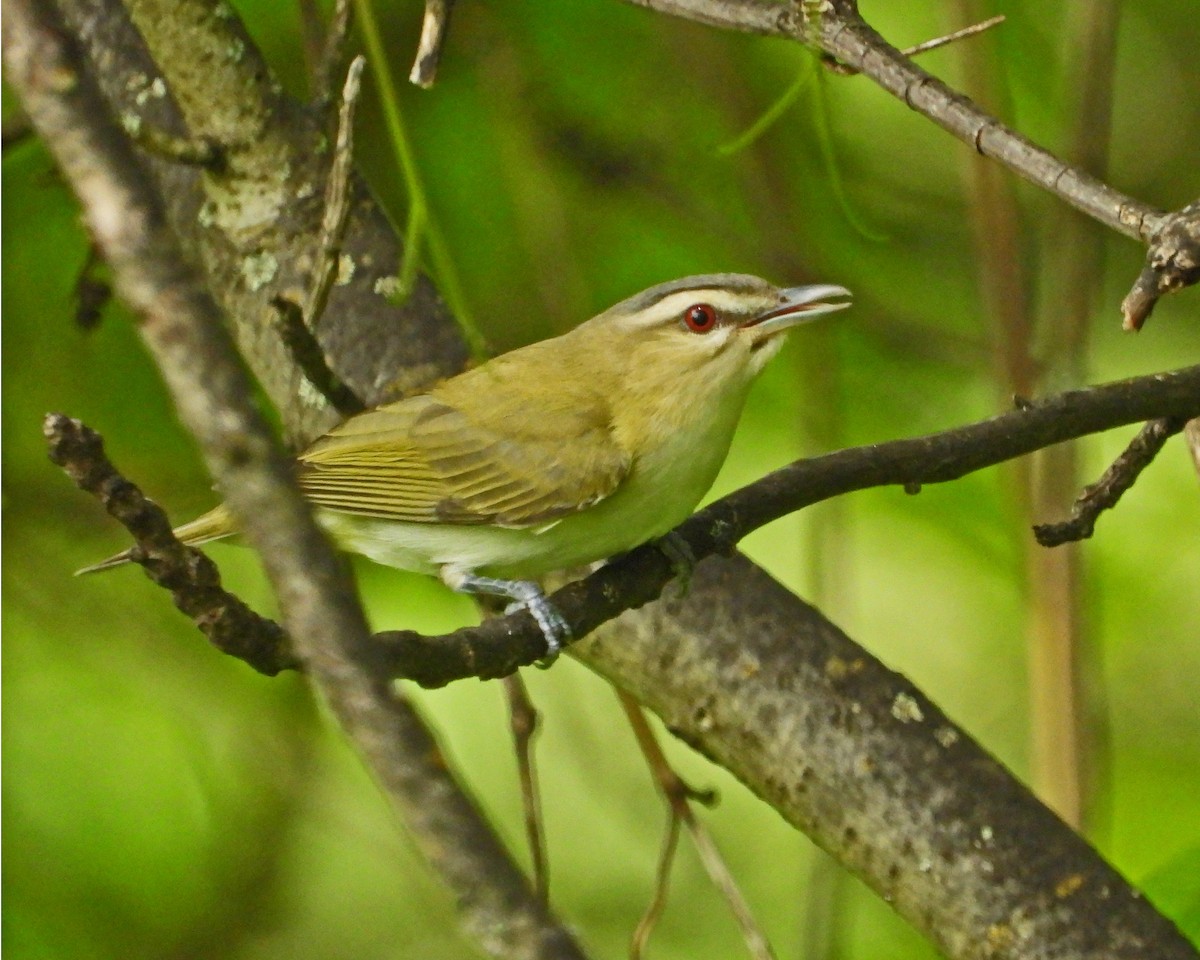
(618, 691), (773, 960)
(45, 413), (298, 674)
(409, 0), (457, 89)
(303, 55), (365, 331)
(823, 14), (1005, 76)
(1033, 417), (1188, 547)
(273, 55), (368, 418)
(503, 674), (550, 905)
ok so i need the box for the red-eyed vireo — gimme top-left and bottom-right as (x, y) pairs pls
(82, 274), (850, 659)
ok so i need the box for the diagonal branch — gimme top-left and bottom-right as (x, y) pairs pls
(4, 4), (588, 957)
(1033, 416), (1190, 547)
(375, 365), (1200, 685)
(618, 0), (1198, 322)
(45, 413), (297, 674)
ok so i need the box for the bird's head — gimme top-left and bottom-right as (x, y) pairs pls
(580, 273), (851, 389)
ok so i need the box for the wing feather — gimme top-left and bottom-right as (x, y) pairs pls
(297, 391), (630, 527)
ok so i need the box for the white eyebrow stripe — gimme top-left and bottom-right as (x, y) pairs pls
(624, 289), (759, 328)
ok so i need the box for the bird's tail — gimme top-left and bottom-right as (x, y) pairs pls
(75, 504), (238, 575)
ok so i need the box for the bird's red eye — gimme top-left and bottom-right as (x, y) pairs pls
(683, 303), (718, 333)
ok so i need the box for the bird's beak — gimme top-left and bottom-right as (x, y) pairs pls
(741, 284), (853, 342)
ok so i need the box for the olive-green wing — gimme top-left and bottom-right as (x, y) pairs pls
(297, 394), (630, 527)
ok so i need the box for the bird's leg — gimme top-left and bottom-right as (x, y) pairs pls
(656, 530), (697, 598)
(441, 567), (572, 667)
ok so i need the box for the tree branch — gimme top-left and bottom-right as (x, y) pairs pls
(23, 2), (1197, 957)
(374, 365), (1200, 684)
(617, 0), (1198, 322)
(577, 553), (1198, 960)
(1033, 416), (1189, 547)
(44, 413), (297, 674)
(5, 4), (587, 957)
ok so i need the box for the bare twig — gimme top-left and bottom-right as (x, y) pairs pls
(302, 55), (364, 331)
(267, 56), (371, 417)
(1034, 417), (1188, 547)
(618, 692), (774, 960)
(271, 296), (365, 416)
(624, 0), (1199, 329)
(503, 674), (550, 905)
(45, 413), (298, 674)
(823, 14), (1005, 77)
(314, 0), (354, 109)
(409, 0), (457, 89)
(1122, 199), (1200, 330)
(630, 809), (681, 960)
(5, 6), (588, 957)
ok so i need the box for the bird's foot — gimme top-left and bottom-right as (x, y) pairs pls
(657, 530), (696, 598)
(443, 569), (572, 667)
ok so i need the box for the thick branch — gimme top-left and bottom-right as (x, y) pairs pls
(578, 553), (1198, 960)
(4, 5), (586, 957)
(375, 365), (1200, 685)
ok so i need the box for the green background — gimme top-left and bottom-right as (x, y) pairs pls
(4, 1), (1199, 957)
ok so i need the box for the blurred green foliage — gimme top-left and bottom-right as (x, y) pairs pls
(4, 1), (1199, 957)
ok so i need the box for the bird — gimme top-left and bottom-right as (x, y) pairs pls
(81, 274), (851, 660)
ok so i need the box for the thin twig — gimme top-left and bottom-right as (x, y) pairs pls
(409, 0), (457, 89)
(618, 692), (775, 960)
(303, 54), (365, 330)
(630, 809), (681, 960)
(275, 55), (369, 417)
(503, 674), (550, 905)
(1034, 417), (1188, 547)
(823, 14), (1004, 76)
(616, 0), (1168, 245)
(45, 414), (298, 674)
(315, 0), (354, 111)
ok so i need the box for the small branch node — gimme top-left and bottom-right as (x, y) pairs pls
(1121, 198), (1200, 331)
